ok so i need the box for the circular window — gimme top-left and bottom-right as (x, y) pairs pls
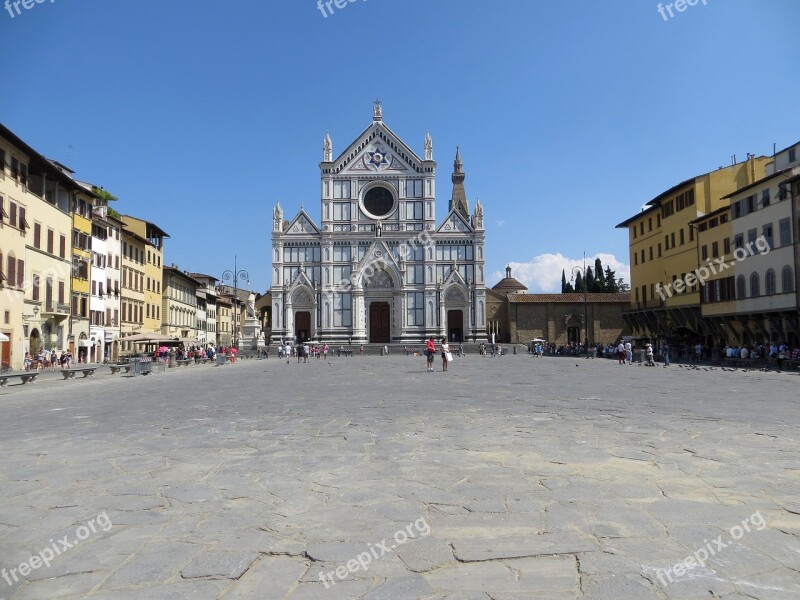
(362, 186), (395, 219)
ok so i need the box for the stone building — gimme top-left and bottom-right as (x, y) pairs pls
(270, 102), (487, 345)
(487, 268), (631, 346)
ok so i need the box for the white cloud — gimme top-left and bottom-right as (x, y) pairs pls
(492, 253), (631, 293)
(495, 219), (506, 227)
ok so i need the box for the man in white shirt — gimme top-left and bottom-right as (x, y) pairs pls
(740, 346), (749, 360)
(624, 341), (632, 364)
(616, 342), (625, 365)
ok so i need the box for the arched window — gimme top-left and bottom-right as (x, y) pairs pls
(736, 275), (746, 299)
(782, 266), (794, 293)
(750, 272), (760, 297)
(765, 269), (776, 295)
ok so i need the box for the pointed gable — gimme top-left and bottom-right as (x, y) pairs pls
(437, 209), (474, 234)
(284, 209), (320, 235)
(332, 122), (425, 176)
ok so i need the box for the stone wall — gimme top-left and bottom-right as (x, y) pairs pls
(507, 301), (629, 346)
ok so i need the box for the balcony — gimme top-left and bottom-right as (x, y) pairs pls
(41, 303), (71, 317)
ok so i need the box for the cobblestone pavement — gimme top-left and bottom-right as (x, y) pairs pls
(0, 356), (798, 599)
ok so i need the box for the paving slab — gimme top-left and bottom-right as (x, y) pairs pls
(0, 355), (797, 599)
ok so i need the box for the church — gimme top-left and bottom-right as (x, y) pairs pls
(270, 102), (488, 345)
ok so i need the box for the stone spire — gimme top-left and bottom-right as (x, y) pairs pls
(323, 132), (333, 162)
(424, 131), (433, 161)
(472, 198), (484, 230)
(273, 200), (283, 233)
(449, 146), (469, 219)
(373, 98), (383, 122)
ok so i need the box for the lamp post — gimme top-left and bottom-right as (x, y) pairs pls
(571, 252), (590, 355)
(221, 256), (249, 348)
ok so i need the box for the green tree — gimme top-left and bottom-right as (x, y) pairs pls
(604, 266), (620, 293)
(561, 269), (568, 293)
(585, 266), (595, 292)
(594, 258), (605, 292)
(92, 186), (118, 203)
(574, 271), (584, 293)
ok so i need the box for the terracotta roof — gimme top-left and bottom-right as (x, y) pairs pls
(492, 277), (528, 291)
(508, 293), (632, 304)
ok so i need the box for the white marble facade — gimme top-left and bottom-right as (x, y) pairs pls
(270, 102), (487, 345)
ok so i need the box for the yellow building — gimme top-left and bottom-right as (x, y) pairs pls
(120, 228), (146, 354)
(693, 206), (735, 340)
(121, 216), (168, 334)
(617, 156), (770, 343)
(1, 124), (81, 369)
(70, 186), (95, 361)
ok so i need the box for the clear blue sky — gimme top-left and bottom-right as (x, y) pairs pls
(2, 0), (798, 292)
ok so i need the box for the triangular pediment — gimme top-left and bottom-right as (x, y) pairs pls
(332, 122), (424, 176)
(284, 209), (320, 235)
(443, 268), (468, 289)
(288, 271), (315, 298)
(353, 240), (403, 288)
(437, 209), (474, 234)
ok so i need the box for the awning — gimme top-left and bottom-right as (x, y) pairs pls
(0, 332), (9, 342)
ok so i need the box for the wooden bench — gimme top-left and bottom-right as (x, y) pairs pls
(336, 349), (354, 357)
(61, 367), (97, 380)
(108, 364), (132, 374)
(0, 372), (40, 386)
(176, 359), (191, 367)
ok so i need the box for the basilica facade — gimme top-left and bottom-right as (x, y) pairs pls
(269, 103), (488, 345)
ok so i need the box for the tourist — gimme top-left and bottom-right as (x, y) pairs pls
(777, 343), (787, 371)
(441, 338), (450, 372)
(624, 340), (632, 364)
(663, 343), (670, 367)
(50, 350), (58, 372)
(425, 337), (436, 372)
(645, 343), (655, 366)
(616, 341), (625, 365)
(23, 352), (32, 371)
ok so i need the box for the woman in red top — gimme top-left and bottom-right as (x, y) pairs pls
(425, 337), (436, 372)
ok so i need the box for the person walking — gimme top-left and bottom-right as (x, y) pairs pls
(645, 343), (655, 366)
(663, 343), (670, 367)
(425, 337), (436, 373)
(616, 341), (625, 365)
(441, 338), (450, 372)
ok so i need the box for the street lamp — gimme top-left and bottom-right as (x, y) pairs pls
(571, 252), (590, 356)
(221, 255), (249, 348)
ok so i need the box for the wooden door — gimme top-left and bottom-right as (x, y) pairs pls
(369, 302), (390, 343)
(295, 311), (311, 342)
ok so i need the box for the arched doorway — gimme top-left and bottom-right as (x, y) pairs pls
(29, 328), (42, 354)
(78, 333), (88, 364)
(444, 286), (468, 343)
(363, 269), (396, 344)
(291, 288), (315, 342)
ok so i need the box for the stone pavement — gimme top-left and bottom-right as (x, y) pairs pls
(0, 355), (798, 599)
